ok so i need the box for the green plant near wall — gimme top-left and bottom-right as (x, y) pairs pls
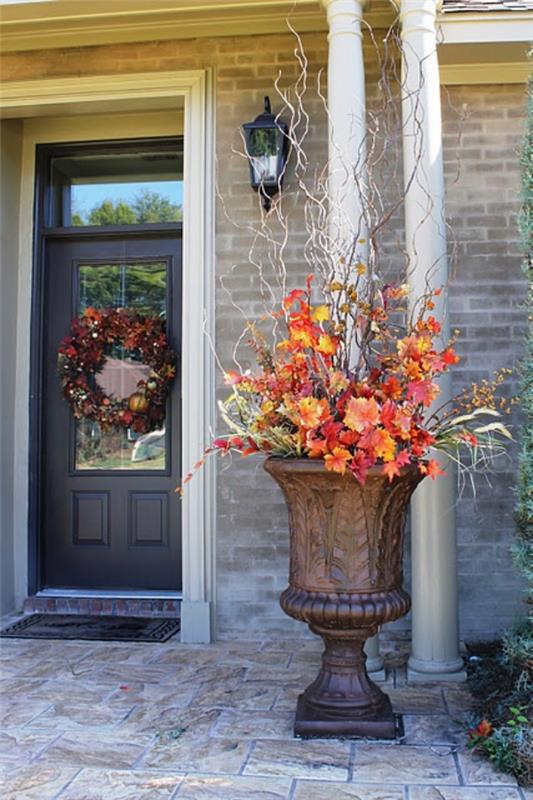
(513, 60), (533, 602)
(501, 57), (533, 786)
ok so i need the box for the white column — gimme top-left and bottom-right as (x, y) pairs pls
(321, 0), (385, 673)
(365, 634), (386, 681)
(321, 0), (368, 260)
(399, 0), (465, 681)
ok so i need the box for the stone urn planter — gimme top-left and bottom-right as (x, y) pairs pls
(265, 456), (423, 739)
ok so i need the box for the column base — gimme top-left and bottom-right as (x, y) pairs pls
(180, 600), (212, 643)
(366, 659), (387, 683)
(407, 655), (466, 684)
(295, 694), (402, 739)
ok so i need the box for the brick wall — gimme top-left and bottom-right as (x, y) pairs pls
(1, 36), (527, 641)
(443, 84), (528, 638)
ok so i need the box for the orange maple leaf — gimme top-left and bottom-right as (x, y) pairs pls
(477, 719), (493, 737)
(298, 397), (329, 429)
(324, 447), (352, 474)
(419, 459), (445, 480)
(382, 460), (401, 482)
(344, 397), (380, 432)
(371, 427), (396, 462)
(306, 435), (329, 457)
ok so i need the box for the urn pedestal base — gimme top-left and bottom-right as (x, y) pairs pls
(295, 695), (400, 739)
(294, 627), (399, 739)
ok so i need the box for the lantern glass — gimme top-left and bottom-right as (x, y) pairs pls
(247, 128), (281, 186)
(243, 96), (289, 210)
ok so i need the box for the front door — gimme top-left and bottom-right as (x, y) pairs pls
(36, 139), (183, 591)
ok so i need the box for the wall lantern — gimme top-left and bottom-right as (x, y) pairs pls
(242, 96), (289, 212)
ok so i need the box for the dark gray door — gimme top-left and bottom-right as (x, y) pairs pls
(41, 231), (182, 590)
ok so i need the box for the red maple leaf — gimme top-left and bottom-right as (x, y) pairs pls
(407, 379), (438, 407)
(349, 450), (375, 485)
(380, 399), (396, 431)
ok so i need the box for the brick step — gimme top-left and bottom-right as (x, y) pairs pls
(23, 595), (181, 618)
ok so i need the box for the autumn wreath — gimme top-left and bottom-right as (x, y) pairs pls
(57, 307), (177, 434)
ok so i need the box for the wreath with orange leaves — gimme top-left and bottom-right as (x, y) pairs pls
(57, 307), (176, 434)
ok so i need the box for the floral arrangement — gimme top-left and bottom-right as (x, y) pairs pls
(58, 307), (176, 434)
(181, 274), (511, 490)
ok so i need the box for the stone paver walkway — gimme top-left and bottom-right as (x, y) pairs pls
(0, 627), (528, 799)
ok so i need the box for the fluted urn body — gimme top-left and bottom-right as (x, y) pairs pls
(264, 457), (422, 739)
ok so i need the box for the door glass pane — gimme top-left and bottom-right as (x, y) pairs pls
(50, 144), (183, 227)
(74, 261), (168, 471)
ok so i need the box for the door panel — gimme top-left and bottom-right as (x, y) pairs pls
(41, 232), (182, 590)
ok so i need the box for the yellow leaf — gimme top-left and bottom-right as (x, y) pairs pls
(311, 305), (330, 323)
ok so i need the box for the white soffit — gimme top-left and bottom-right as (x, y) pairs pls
(439, 11), (533, 43)
(0, 0), (531, 51)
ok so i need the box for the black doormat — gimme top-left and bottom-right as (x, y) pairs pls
(0, 614), (180, 643)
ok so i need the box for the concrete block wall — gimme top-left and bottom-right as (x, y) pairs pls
(0, 34), (527, 640)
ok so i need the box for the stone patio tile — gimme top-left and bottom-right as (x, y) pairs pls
(244, 739), (350, 780)
(388, 686), (447, 714)
(0, 640), (76, 664)
(457, 751), (519, 786)
(176, 774), (292, 799)
(20, 678), (115, 706)
(0, 652), (56, 676)
(271, 685), (302, 710)
(409, 787), (522, 799)
(402, 713), (462, 745)
(214, 639), (273, 650)
(260, 638), (322, 653)
(215, 650), (291, 668)
(108, 681), (196, 710)
(0, 676), (48, 701)
(0, 730), (60, 766)
(126, 706), (221, 739)
(212, 709), (294, 739)
(353, 744), (459, 784)
(0, 699), (53, 727)
(288, 653), (323, 669)
(173, 665), (247, 689)
(74, 643), (166, 667)
(18, 657), (98, 681)
(57, 768), (183, 799)
(35, 731), (153, 769)
(244, 666), (317, 684)
(25, 699), (134, 731)
(141, 736), (250, 773)
(444, 685), (476, 716)
(292, 781), (404, 799)
(0, 764), (79, 800)
(147, 647), (221, 668)
(195, 681), (279, 710)
(82, 663), (183, 684)
(117, 704), (203, 736)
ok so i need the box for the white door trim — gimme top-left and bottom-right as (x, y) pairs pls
(2, 70), (216, 644)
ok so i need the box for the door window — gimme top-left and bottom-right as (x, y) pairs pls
(74, 260), (169, 471)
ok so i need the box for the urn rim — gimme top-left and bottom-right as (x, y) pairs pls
(263, 455), (422, 480)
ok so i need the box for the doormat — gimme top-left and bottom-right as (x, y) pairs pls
(0, 614), (180, 643)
